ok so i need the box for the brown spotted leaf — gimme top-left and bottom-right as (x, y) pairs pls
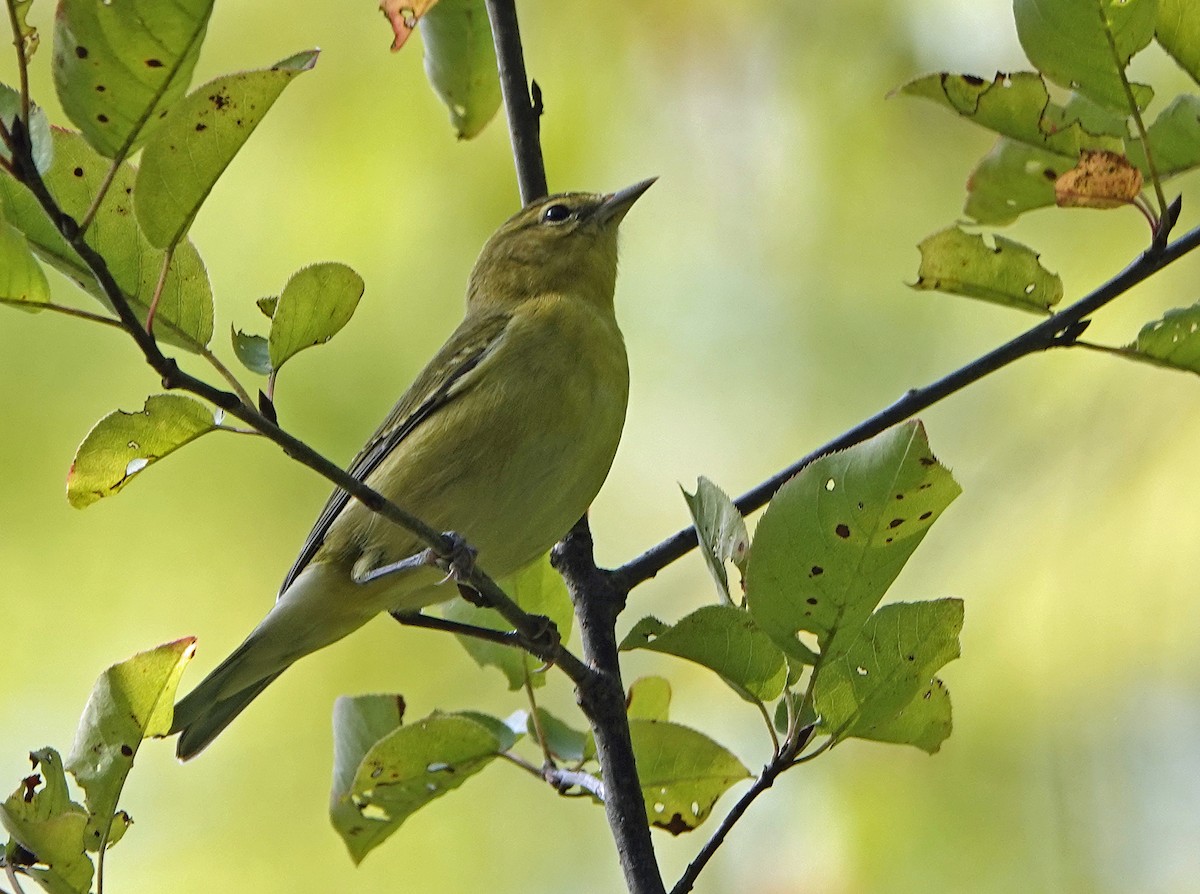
(1054, 149), (1143, 209)
(745, 421), (960, 664)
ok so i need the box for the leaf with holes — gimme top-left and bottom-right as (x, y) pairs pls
(420, 0), (501, 139)
(443, 553), (573, 690)
(330, 711), (503, 864)
(965, 138), (1076, 225)
(1014, 0), (1155, 112)
(620, 605), (787, 703)
(629, 720), (749, 835)
(135, 51), (319, 249)
(67, 395), (223, 508)
(814, 599), (961, 754)
(0, 749), (92, 894)
(1157, 0), (1200, 86)
(329, 693), (406, 858)
(0, 217), (50, 309)
(898, 72), (1123, 157)
(912, 226), (1062, 313)
(681, 477), (750, 604)
(53, 0), (214, 158)
(745, 421), (960, 664)
(66, 639), (194, 853)
(267, 262), (365, 372)
(0, 129), (214, 352)
(1123, 303), (1200, 376)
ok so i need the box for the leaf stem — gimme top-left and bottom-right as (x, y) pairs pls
(145, 247), (174, 335)
(1098, 5), (1166, 222)
(198, 346), (257, 408)
(523, 673), (555, 767)
(0, 298), (122, 326)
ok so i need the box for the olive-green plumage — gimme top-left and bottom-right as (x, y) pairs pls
(171, 180), (653, 759)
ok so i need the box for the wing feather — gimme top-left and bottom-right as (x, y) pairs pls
(277, 311), (512, 595)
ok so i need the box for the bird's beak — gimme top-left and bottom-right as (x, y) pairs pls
(596, 177), (657, 225)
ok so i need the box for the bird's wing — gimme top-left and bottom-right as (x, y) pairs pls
(278, 311), (513, 596)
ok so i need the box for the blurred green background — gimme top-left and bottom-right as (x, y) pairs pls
(4, 1), (1200, 892)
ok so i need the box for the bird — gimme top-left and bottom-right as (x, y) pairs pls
(171, 179), (654, 759)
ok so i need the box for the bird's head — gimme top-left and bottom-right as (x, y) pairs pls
(467, 178), (655, 312)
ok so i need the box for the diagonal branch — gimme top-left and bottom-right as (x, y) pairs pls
(617, 200), (1200, 588)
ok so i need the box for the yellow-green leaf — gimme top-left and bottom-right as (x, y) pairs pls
(912, 226), (1063, 313)
(67, 394), (222, 508)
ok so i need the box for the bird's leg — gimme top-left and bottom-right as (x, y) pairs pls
(352, 531), (479, 590)
(352, 548), (438, 585)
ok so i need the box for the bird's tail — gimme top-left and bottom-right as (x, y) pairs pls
(170, 563), (376, 760)
(172, 666), (282, 760)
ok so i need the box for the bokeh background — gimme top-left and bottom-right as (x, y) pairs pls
(4, 1), (1200, 892)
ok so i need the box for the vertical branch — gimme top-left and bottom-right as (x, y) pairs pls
(484, 0), (548, 203)
(483, 4), (665, 892)
(553, 520), (667, 894)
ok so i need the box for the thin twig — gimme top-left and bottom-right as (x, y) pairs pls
(3, 861), (25, 894)
(199, 346), (256, 408)
(0, 299), (122, 326)
(523, 674), (556, 767)
(484, 0), (547, 204)
(1098, 5), (1167, 221)
(145, 246), (174, 335)
(618, 207), (1200, 587)
(544, 766), (606, 800)
(5, 0), (31, 125)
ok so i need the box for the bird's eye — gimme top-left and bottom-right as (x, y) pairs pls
(541, 203), (572, 224)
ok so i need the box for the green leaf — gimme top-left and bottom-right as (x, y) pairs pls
(67, 394), (222, 508)
(814, 599), (962, 754)
(135, 51), (319, 249)
(53, 0), (214, 158)
(528, 709), (593, 763)
(629, 720), (749, 835)
(620, 605), (787, 703)
(0, 217), (50, 309)
(419, 0), (502, 139)
(912, 226), (1063, 313)
(65, 639), (194, 852)
(898, 71), (1123, 157)
(329, 694), (406, 854)
(681, 477), (750, 604)
(0, 129), (215, 352)
(626, 675), (672, 721)
(965, 138), (1076, 225)
(256, 294), (278, 317)
(0, 750), (92, 894)
(231, 326), (272, 375)
(444, 553), (572, 690)
(745, 421), (961, 664)
(267, 262), (365, 371)
(1014, 0), (1155, 111)
(1157, 0), (1200, 85)
(0, 83), (53, 173)
(1126, 95), (1200, 178)
(1122, 303), (1200, 376)
(330, 711), (502, 864)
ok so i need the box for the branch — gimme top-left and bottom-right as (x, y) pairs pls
(484, 0), (547, 204)
(618, 199), (1200, 588)
(553, 519), (666, 894)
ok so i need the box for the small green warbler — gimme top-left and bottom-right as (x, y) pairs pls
(172, 179), (653, 759)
